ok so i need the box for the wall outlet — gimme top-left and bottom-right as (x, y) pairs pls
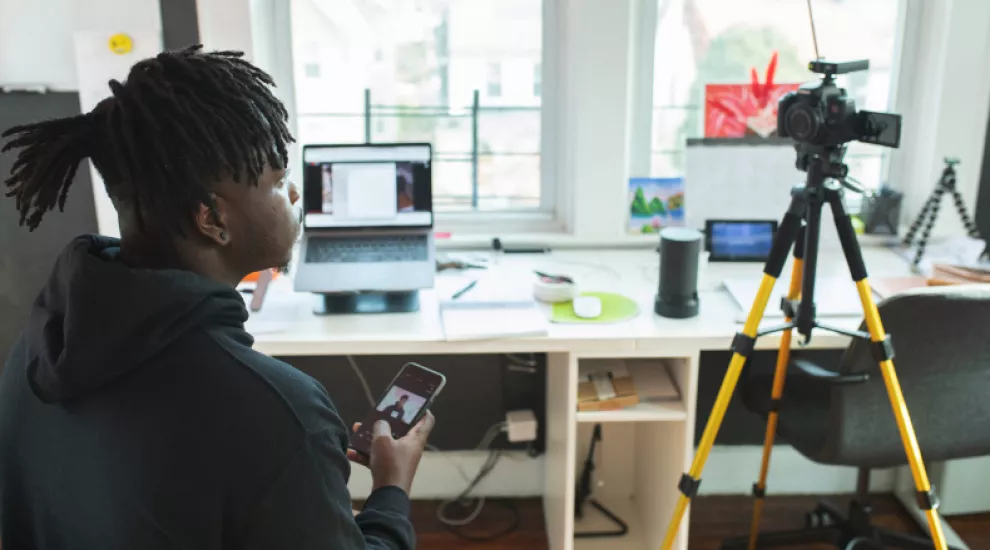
(505, 409), (538, 443)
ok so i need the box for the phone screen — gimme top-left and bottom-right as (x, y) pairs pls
(350, 363), (446, 456)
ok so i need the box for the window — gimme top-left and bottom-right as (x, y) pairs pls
(303, 63), (320, 78)
(289, 0), (545, 213)
(650, 0), (902, 189)
(487, 62), (502, 98)
(533, 62), (542, 97)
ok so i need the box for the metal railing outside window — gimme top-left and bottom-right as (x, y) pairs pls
(297, 89), (541, 212)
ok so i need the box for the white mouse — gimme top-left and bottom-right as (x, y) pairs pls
(572, 296), (602, 319)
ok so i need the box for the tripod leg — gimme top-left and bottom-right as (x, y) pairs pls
(745, 225), (805, 550)
(950, 189), (982, 238)
(902, 191), (937, 247)
(828, 191), (949, 550)
(911, 187), (945, 268)
(659, 197), (806, 550)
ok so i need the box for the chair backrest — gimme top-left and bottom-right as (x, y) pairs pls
(827, 284), (990, 468)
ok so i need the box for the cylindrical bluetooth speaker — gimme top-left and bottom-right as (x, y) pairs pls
(655, 227), (702, 319)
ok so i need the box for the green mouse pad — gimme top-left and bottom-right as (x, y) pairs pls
(551, 292), (639, 324)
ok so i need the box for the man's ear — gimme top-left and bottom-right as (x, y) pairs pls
(193, 195), (229, 246)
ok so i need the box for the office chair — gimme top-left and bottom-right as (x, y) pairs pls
(722, 285), (990, 550)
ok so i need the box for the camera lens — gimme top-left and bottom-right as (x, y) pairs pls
(785, 104), (820, 142)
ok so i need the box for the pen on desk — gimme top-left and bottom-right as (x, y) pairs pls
(451, 280), (478, 300)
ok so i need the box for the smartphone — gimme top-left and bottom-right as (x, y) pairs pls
(350, 363), (446, 456)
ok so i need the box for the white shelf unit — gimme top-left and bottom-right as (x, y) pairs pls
(543, 354), (698, 550)
(576, 401), (687, 423)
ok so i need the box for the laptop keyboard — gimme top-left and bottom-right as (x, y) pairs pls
(305, 235), (430, 264)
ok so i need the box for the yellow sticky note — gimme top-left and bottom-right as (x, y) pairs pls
(108, 33), (133, 55)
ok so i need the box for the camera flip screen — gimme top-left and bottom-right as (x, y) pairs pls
(859, 111), (902, 149)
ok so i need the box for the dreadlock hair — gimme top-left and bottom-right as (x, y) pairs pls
(1, 44), (294, 234)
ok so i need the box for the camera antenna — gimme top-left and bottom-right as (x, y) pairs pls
(807, 0), (821, 60)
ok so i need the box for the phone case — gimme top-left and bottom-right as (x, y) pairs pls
(351, 363), (446, 456)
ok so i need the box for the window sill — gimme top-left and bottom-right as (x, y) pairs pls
(435, 210), (563, 236)
(436, 232), (660, 251)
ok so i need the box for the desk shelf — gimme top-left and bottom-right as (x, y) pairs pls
(548, 356), (697, 550)
(576, 401), (686, 423)
(571, 421), (690, 550)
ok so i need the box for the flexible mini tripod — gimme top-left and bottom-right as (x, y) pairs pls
(902, 158), (984, 268)
(659, 146), (948, 550)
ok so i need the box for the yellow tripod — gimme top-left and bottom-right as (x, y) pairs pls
(659, 149), (948, 550)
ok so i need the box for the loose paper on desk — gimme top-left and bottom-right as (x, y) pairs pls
(898, 235), (989, 275)
(438, 272), (548, 340)
(724, 276), (862, 320)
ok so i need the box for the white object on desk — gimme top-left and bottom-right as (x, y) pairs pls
(439, 271), (549, 340)
(572, 296), (602, 319)
(439, 301), (548, 341)
(724, 276), (863, 320)
(533, 277), (577, 303)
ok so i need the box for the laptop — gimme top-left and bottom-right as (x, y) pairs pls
(295, 143), (436, 294)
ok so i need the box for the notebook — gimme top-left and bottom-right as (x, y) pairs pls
(437, 273), (549, 341)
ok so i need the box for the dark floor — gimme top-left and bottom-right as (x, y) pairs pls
(388, 494), (990, 549)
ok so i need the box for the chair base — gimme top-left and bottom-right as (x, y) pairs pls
(719, 499), (963, 550)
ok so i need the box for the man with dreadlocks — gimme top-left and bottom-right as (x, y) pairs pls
(0, 46), (429, 549)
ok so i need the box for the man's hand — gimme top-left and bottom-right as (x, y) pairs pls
(346, 411), (435, 495)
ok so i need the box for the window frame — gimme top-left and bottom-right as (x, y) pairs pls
(486, 61), (503, 98)
(271, 0), (564, 235)
(533, 61), (542, 98)
(633, 0), (915, 197)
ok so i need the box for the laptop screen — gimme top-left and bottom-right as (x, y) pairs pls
(302, 144), (433, 229)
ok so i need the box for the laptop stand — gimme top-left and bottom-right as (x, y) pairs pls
(314, 291), (420, 315)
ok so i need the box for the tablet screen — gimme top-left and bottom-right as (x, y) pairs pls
(707, 220), (777, 262)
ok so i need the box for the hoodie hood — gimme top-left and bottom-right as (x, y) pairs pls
(23, 235), (249, 403)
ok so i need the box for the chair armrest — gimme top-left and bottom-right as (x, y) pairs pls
(790, 359), (869, 385)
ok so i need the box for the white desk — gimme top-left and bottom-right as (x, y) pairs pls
(247, 246), (919, 550)
(249, 247), (913, 356)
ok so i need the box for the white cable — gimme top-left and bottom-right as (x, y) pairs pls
(345, 357), (516, 528)
(436, 422), (507, 527)
(426, 443), (473, 484)
(345, 355), (377, 408)
(503, 353), (538, 368)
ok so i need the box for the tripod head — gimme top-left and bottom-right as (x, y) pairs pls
(793, 144), (865, 195)
(937, 158), (960, 190)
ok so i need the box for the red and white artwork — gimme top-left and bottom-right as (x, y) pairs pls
(704, 52), (801, 138)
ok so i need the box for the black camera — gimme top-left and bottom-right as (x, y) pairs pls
(777, 60), (901, 149)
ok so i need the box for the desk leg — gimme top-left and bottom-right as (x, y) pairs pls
(544, 352), (577, 550)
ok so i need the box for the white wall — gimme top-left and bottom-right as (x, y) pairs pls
(197, 0), (254, 59)
(0, 0), (162, 90)
(888, 0), (990, 238)
(0, 0), (77, 89)
(558, 0), (637, 239)
(0, 0), (163, 236)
